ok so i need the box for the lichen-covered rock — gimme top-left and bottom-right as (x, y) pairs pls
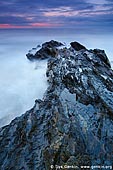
(0, 40), (113, 170)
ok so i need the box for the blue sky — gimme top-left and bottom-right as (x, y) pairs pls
(0, 0), (113, 31)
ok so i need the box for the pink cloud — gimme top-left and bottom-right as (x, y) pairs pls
(43, 5), (113, 18)
(43, 6), (79, 17)
(0, 24), (31, 29)
(30, 22), (61, 27)
(44, 11), (79, 17)
(0, 22), (62, 29)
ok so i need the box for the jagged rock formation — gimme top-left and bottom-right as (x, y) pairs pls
(0, 40), (113, 170)
(26, 40), (63, 60)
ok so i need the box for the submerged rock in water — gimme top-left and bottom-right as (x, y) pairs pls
(0, 40), (113, 170)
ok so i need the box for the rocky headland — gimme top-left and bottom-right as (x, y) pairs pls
(0, 40), (113, 170)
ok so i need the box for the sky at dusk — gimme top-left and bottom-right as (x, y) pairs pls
(0, 0), (113, 31)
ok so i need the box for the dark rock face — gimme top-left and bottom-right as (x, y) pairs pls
(26, 40), (64, 61)
(42, 40), (63, 48)
(92, 49), (111, 68)
(0, 40), (113, 170)
(70, 41), (86, 51)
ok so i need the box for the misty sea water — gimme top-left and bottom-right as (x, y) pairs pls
(0, 28), (113, 127)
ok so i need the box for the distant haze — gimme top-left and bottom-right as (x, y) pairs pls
(0, 29), (113, 127)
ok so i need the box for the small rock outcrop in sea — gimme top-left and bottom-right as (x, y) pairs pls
(0, 40), (113, 170)
(26, 40), (63, 60)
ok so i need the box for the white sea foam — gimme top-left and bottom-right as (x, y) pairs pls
(0, 58), (48, 127)
(0, 31), (49, 127)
